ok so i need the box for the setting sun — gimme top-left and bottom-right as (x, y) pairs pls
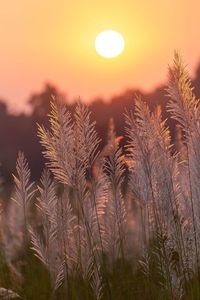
(95, 30), (125, 59)
(2, 1), (200, 299)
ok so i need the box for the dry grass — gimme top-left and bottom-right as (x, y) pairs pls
(0, 52), (200, 299)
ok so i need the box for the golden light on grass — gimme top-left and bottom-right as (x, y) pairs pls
(95, 30), (125, 58)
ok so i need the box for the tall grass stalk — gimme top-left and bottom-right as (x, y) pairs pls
(3, 52), (200, 299)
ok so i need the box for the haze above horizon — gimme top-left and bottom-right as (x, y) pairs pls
(1, 0), (200, 112)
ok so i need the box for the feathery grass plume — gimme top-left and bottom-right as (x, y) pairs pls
(72, 101), (101, 217)
(12, 152), (36, 246)
(93, 118), (115, 180)
(125, 95), (190, 298)
(38, 98), (74, 186)
(30, 170), (82, 296)
(69, 101), (104, 271)
(167, 51), (200, 276)
(73, 101), (102, 216)
(1, 198), (26, 292)
(38, 99), (100, 190)
(29, 170), (58, 284)
(88, 170), (108, 251)
(74, 101), (101, 169)
(54, 186), (107, 299)
(55, 188), (80, 289)
(103, 144), (127, 263)
(2, 198), (25, 268)
(5, 52), (200, 299)
(38, 98), (101, 226)
(1, 152), (36, 298)
(125, 97), (160, 244)
(90, 262), (104, 300)
(37, 98), (108, 298)
(38, 99), (101, 223)
(92, 117), (127, 262)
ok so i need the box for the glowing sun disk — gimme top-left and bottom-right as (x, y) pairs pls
(95, 30), (125, 58)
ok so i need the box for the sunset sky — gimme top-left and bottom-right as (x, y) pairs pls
(1, 1), (200, 112)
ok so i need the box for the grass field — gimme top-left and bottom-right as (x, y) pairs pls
(1, 52), (200, 299)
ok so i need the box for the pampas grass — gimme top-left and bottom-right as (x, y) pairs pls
(1, 52), (200, 299)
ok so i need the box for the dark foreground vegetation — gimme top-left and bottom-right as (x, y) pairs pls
(1, 53), (200, 299)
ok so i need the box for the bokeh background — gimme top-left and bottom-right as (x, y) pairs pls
(1, 0), (200, 191)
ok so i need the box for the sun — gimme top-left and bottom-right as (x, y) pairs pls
(95, 30), (125, 59)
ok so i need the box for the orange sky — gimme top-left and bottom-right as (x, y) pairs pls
(1, 1), (200, 112)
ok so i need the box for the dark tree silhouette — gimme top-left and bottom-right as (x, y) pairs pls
(0, 62), (200, 190)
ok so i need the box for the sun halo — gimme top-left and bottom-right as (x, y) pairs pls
(95, 30), (125, 59)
